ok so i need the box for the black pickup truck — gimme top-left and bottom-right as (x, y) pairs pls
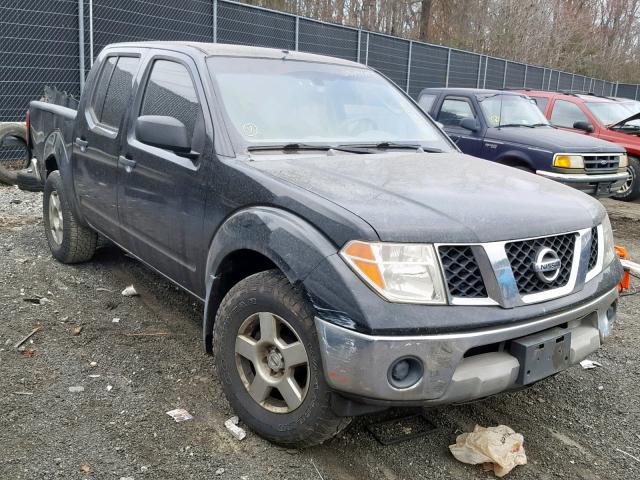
(418, 88), (629, 197)
(27, 42), (622, 447)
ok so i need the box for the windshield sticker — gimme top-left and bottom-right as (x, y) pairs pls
(242, 123), (257, 137)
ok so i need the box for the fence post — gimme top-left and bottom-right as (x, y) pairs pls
(78, 0), (85, 92)
(294, 16), (299, 51)
(570, 74), (574, 91)
(445, 48), (451, 87)
(636, 84), (639, 101)
(213, 0), (218, 43)
(482, 55), (488, 88)
(88, 0), (94, 64)
(405, 41), (412, 94)
(356, 29), (361, 63)
(365, 32), (369, 65)
(523, 64), (528, 88)
(476, 56), (481, 88)
(502, 61), (507, 89)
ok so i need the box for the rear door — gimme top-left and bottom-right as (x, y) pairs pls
(118, 52), (210, 293)
(435, 96), (484, 156)
(73, 52), (142, 239)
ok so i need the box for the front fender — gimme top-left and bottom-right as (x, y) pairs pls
(202, 206), (340, 352)
(495, 149), (537, 170)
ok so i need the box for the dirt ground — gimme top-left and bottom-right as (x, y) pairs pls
(1, 185), (639, 480)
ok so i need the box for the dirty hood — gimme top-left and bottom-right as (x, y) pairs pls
(250, 152), (605, 243)
(487, 126), (624, 152)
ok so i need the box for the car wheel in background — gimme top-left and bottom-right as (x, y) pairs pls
(0, 122), (29, 185)
(612, 156), (640, 202)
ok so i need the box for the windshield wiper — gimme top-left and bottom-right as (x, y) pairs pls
(530, 123), (550, 127)
(248, 143), (367, 154)
(338, 142), (442, 153)
(497, 123), (534, 128)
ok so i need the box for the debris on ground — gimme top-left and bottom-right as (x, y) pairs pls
(20, 348), (36, 357)
(13, 325), (41, 349)
(215, 467), (225, 475)
(68, 386), (85, 393)
(449, 425), (527, 477)
(121, 285), (139, 297)
(72, 326), (83, 336)
(166, 408), (193, 423)
(580, 359), (602, 369)
(224, 415), (247, 441)
(80, 464), (93, 473)
(112, 317), (120, 323)
(89, 361), (98, 367)
(106, 385), (113, 391)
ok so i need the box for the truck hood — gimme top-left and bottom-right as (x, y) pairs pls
(487, 126), (624, 152)
(610, 111), (640, 129)
(249, 152), (605, 243)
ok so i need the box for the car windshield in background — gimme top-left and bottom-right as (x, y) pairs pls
(479, 94), (550, 128)
(206, 57), (453, 152)
(585, 101), (633, 126)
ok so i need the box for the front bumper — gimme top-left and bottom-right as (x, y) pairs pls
(536, 170), (628, 197)
(315, 286), (618, 405)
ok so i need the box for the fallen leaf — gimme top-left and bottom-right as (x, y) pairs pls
(73, 326), (83, 336)
(80, 464), (93, 473)
(21, 349), (36, 358)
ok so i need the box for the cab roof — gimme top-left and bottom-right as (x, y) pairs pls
(420, 87), (525, 97)
(105, 41), (366, 69)
(515, 90), (617, 103)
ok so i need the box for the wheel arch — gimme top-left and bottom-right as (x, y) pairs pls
(495, 151), (536, 171)
(202, 207), (339, 354)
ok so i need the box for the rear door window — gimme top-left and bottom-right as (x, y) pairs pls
(91, 56), (140, 130)
(437, 98), (476, 127)
(550, 99), (589, 128)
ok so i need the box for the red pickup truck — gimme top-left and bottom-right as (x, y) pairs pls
(518, 91), (640, 201)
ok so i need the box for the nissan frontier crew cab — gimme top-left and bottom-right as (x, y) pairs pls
(27, 42), (622, 448)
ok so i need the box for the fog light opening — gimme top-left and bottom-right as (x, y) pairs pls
(387, 357), (423, 389)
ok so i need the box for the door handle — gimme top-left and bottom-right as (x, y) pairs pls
(75, 137), (88, 152)
(119, 156), (137, 173)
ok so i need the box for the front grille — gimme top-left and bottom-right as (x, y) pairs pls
(505, 233), (576, 295)
(439, 246), (487, 298)
(588, 227), (598, 271)
(583, 155), (619, 174)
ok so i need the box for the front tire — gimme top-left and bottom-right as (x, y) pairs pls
(612, 156), (640, 201)
(43, 171), (97, 263)
(213, 270), (351, 447)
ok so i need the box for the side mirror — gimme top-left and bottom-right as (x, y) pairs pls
(135, 115), (191, 153)
(460, 117), (480, 132)
(573, 121), (595, 133)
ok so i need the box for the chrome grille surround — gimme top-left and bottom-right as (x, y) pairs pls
(583, 154), (620, 174)
(437, 227), (603, 307)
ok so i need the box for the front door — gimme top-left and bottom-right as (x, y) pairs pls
(118, 53), (210, 294)
(436, 96), (483, 156)
(73, 54), (141, 238)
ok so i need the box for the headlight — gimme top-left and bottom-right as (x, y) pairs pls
(602, 215), (615, 266)
(619, 153), (629, 168)
(340, 241), (447, 304)
(553, 154), (584, 169)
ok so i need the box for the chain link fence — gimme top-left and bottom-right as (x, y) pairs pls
(1, 0), (636, 123)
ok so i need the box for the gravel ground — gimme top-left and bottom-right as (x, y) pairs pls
(1, 185), (639, 480)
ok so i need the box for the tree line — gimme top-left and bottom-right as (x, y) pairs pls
(242, 0), (640, 84)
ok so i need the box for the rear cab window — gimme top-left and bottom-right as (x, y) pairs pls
(530, 96), (548, 113)
(89, 55), (140, 131)
(418, 93), (437, 113)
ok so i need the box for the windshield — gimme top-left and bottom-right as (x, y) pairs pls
(478, 94), (550, 127)
(585, 101), (633, 125)
(206, 57), (453, 151)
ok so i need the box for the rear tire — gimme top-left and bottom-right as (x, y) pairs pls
(0, 122), (29, 185)
(43, 171), (97, 263)
(213, 270), (351, 448)
(612, 156), (640, 202)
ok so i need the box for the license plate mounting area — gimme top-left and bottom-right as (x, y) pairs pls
(510, 329), (572, 385)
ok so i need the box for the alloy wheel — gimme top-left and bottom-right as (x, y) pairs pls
(234, 312), (309, 413)
(48, 190), (64, 245)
